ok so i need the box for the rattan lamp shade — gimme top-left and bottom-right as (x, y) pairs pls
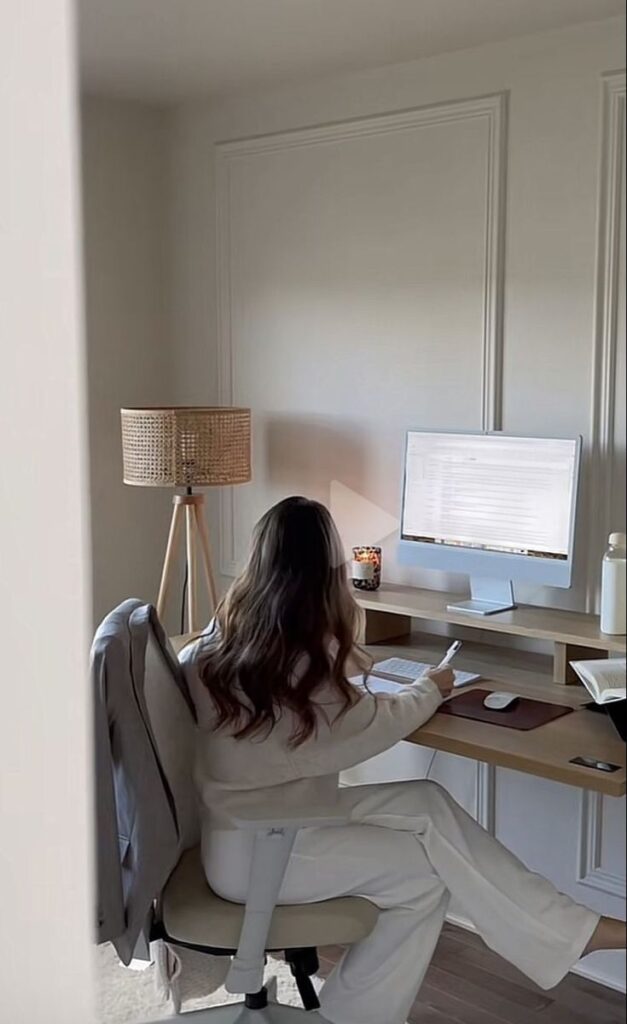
(121, 407), (251, 488)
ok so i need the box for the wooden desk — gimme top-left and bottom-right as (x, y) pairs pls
(367, 634), (626, 798)
(171, 632), (626, 798)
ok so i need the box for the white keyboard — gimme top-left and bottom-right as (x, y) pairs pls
(373, 657), (480, 688)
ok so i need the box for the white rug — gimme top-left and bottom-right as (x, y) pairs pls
(95, 944), (305, 1023)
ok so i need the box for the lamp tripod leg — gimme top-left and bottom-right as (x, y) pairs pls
(185, 504), (199, 633)
(157, 501), (184, 623)
(194, 502), (218, 613)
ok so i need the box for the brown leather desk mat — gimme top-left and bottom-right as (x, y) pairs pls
(438, 688), (574, 731)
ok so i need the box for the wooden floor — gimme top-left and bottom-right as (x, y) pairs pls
(317, 924), (626, 1024)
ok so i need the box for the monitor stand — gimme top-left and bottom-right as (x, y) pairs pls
(447, 577), (516, 616)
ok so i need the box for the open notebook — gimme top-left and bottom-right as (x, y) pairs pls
(350, 674), (411, 695)
(350, 657), (480, 694)
(370, 657), (480, 689)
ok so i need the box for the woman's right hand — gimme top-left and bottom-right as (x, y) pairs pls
(425, 666), (455, 699)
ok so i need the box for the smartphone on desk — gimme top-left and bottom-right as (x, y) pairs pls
(570, 756), (621, 773)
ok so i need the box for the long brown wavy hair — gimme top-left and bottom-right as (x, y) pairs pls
(196, 496), (371, 745)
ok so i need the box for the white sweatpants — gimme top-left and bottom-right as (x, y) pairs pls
(203, 781), (599, 1024)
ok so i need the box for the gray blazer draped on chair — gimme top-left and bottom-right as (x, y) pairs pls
(93, 600), (197, 964)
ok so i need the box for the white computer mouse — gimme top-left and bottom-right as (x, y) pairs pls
(483, 691), (520, 712)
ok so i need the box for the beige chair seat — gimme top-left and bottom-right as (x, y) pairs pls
(162, 847), (379, 951)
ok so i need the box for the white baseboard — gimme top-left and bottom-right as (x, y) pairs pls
(570, 954), (627, 994)
(445, 911), (626, 995)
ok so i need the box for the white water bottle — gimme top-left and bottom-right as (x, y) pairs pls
(600, 532), (626, 635)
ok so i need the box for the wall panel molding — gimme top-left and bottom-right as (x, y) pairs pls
(577, 790), (626, 900)
(215, 93), (508, 576)
(586, 71), (626, 612)
(579, 72), (626, 904)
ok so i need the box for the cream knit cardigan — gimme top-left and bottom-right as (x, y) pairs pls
(180, 639), (443, 828)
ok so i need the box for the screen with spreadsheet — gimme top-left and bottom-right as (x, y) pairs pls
(401, 432), (579, 560)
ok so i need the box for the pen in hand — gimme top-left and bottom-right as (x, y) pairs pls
(436, 639), (463, 670)
(427, 641), (463, 699)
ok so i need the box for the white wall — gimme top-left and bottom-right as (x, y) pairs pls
(81, 97), (175, 627)
(169, 17), (626, 603)
(168, 18), (626, 989)
(0, 2), (95, 1021)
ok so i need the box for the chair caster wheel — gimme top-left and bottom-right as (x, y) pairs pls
(245, 986), (269, 1009)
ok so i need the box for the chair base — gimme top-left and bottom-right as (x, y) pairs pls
(284, 949), (320, 1011)
(160, 1005), (325, 1022)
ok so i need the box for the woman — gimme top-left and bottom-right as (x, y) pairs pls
(181, 496), (625, 1024)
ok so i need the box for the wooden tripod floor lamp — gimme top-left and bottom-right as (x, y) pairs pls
(121, 407), (252, 632)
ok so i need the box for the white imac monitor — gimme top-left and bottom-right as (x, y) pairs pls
(400, 431), (582, 615)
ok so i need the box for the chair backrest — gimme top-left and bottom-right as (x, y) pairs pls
(142, 612), (201, 853)
(94, 599), (190, 961)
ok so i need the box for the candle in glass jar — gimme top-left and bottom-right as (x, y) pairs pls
(351, 546), (382, 591)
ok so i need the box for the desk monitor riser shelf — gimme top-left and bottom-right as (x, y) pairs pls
(354, 584), (626, 684)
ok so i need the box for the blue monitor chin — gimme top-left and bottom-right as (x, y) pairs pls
(398, 431), (582, 615)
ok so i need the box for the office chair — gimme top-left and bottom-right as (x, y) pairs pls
(129, 603), (380, 1020)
